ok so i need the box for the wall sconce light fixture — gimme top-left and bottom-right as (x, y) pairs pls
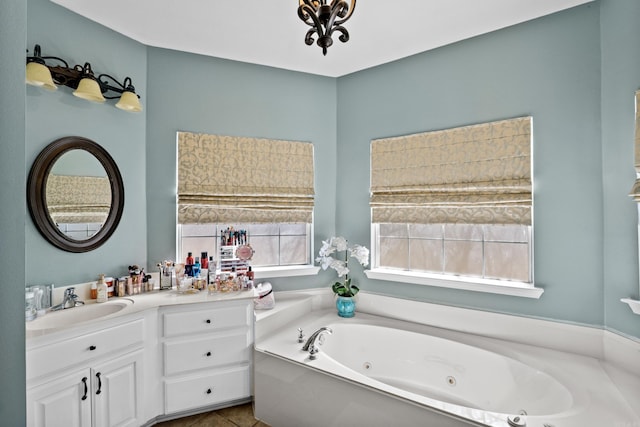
(26, 44), (143, 112)
(298, 0), (356, 56)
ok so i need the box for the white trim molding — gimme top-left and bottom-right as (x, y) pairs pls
(365, 268), (544, 299)
(621, 298), (640, 315)
(254, 264), (320, 280)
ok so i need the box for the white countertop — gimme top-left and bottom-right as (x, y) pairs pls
(26, 288), (258, 341)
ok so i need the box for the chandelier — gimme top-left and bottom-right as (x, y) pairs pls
(297, 0), (356, 56)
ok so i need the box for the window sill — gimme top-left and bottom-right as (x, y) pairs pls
(364, 268), (544, 299)
(254, 265), (320, 280)
(621, 298), (640, 315)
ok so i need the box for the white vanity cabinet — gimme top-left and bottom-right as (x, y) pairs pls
(26, 317), (145, 427)
(159, 298), (254, 415)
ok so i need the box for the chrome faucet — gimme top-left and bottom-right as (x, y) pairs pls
(51, 287), (85, 311)
(302, 327), (332, 359)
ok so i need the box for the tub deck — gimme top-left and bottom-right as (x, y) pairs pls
(254, 291), (640, 427)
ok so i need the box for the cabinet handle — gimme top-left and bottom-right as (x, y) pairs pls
(206, 351), (212, 357)
(81, 377), (88, 401)
(205, 319), (211, 324)
(206, 387), (213, 394)
(95, 372), (102, 395)
(89, 345), (96, 351)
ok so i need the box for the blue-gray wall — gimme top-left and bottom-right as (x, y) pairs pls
(338, 5), (604, 323)
(336, 1), (638, 339)
(335, 1), (638, 339)
(145, 48), (338, 292)
(10, 0), (639, 422)
(1, 0), (26, 424)
(601, 0), (640, 338)
(26, 0), (147, 286)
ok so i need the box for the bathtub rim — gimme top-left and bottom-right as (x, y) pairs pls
(256, 288), (640, 377)
(256, 308), (597, 426)
(254, 288), (640, 421)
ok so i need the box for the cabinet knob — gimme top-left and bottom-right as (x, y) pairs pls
(205, 319), (211, 324)
(206, 351), (212, 357)
(206, 387), (213, 394)
(89, 345), (96, 351)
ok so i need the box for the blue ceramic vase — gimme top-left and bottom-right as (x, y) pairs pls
(336, 296), (356, 318)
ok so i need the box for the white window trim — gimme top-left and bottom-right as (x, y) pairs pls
(365, 268), (544, 299)
(254, 264), (320, 279)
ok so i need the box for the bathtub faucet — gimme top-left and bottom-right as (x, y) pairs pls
(302, 327), (332, 359)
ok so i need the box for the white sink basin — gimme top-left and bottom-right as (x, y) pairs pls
(26, 299), (134, 331)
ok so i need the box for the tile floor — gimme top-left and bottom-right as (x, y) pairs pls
(154, 402), (269, 427)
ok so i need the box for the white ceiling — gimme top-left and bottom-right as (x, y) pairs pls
(50, 0), (593, 77)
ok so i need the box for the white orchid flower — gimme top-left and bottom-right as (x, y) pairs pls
(331, 236), (348, 252)
(330, 259), (349, 277)
(349, 244), (370, 267)
(316, 236), (369, 297)
(318, 239), (335, 257)
(315, 255), (335, 271)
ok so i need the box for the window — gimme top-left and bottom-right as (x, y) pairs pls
(630, 90), (640, 202)
(375, 223), (530, 282)
(624, 91), (640, 313)
(178, 223), (310, 268)
(369, 117), (540, 297)
(176, 132), (315, 274)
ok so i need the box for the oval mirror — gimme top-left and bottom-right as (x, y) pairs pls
(27, 136), (124, 252)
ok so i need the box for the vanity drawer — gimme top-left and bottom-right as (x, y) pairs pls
(164, 330), (251, 376)
(27, 319), (144, 381)
(164, 365), (250, 414)
(162, 301), (252, 338)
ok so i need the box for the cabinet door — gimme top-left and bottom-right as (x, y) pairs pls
(92, 351), (143, 427)
(27, 370), (92, 427)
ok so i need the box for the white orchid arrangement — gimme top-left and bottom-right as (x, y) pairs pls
(316, 236), (369, 297)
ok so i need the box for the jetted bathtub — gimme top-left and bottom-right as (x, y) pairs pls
(254, 309), (639, 427)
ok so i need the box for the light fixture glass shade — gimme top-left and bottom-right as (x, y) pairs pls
(73, 78), (106, 103)
(26, 62), (57, 90)
(115, 90), (143, 112)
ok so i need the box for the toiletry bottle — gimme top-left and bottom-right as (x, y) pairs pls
(246, 266), (254, 289)
(186, 252), (194, 277)
(90, 281), (98, 299)
(96, 274), (108, 303)
(193, 257), (201, 277)
(201, 252), (208, 270)
(208, 256), (216, 284)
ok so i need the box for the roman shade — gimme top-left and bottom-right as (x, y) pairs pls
(630, 90), (640, 201)
(370, 116), (532, 225)
(46, 174), (111, 224)
(177, 132), (314, 224)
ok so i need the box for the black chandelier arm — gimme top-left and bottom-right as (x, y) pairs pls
(298, 3), (322, 28)
(324, 2), (347, 34)
(332, 0), (355, 26)
(305, 28), (319, 47)
(300, 0), (320, 14)
(331, 25), (350, 43)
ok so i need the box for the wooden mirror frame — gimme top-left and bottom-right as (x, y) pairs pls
(27, 136), (125, 253)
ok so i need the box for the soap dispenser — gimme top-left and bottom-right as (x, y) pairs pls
(96, 274), (108, 303)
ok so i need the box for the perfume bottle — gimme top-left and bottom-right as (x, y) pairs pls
(193, 257), (201, 277)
